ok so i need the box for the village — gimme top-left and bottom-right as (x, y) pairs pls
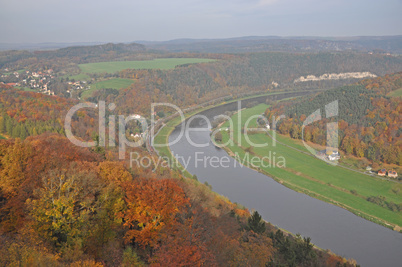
(0, 67), (89, 96)
(0, 68), (56, 95)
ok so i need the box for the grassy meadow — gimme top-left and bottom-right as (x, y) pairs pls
(81, 78), (134, 99)
(15, 86), (36, 92)
(65, 73), (91, 81)
(387, 88), (402, 97)
(219, 104), (402, 229)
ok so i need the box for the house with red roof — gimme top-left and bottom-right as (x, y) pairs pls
(387, 170), (398, 178)
(378, 169), (387, 176)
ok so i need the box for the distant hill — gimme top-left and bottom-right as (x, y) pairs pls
(0, 42), (106, 51)
(34, 42), (146, 60)
(115, 52), (402, 110)
(1, 35), (402, 54)
(0, 42), (146, 67)
(138, 35), (402, 54)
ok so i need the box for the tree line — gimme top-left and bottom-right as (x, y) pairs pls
(264, 73), (402, 166)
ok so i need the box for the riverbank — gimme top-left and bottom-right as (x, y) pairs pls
(153, 94), (402, 231)
(156, 96), (402, 266)
(152, 91), (342, 253)
(217, 104), (402, 231)
(152, 90), (315, 177)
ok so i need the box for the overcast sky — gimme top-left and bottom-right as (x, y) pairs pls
(1, 0), (401, 43)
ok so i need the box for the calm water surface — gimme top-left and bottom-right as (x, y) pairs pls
(167, 97), (402, 267)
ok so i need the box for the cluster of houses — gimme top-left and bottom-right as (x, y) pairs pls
(317, 149), (341, 161)
(377, 169), (398, 178)
(65, 80), (90, 97)
(1, 68), (92, 97)
(129, 132), (144, 139)
(127, 114), (147, 141)
(67, 80), (87, 90)
(0, 68), (56, 95)
(316, 150), (399, 179)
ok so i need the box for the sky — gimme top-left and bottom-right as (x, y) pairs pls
(0, 0), (401, 43)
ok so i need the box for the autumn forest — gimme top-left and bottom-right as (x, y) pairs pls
(0, 40), (401, 266)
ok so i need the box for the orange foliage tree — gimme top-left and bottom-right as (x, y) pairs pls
(121, 178), (190, 249)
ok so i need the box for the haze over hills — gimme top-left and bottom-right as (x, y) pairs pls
(137, 35), (402, 53)
(1, 35), (402, 54)
(0, 42), (107, 52)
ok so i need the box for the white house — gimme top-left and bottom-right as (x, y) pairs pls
(328, 151), (340, 161)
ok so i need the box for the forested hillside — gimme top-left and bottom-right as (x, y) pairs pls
(0, 43), (146, 67)
(1, 43), (400, 266)
(111, 52), (402, 114)
(0, 84), (97, 141)
(2, 42), (402, 104)
(264, 73), (402, 166)
(0, 133), (356, 266)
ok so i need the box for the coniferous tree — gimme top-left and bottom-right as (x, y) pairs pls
(248, 211), (266, 234)
(6, 117), (13, 134)
(0, 116), (5, 133)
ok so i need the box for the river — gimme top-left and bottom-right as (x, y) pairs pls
(167, 95), (402, 267)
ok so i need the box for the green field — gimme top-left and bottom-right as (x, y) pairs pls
(15, 86), (36, 92)
(78, 58), (215, 74)
(387, 88), (402, 97)
(219, 104), (402, 229)
(4, 69), (26, 75)
(0, 134), (5, 140)
(81, 78), (134, 99)
(65, 73), (91, 81)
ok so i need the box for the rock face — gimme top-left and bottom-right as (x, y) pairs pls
(294, 72), (377, 83)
